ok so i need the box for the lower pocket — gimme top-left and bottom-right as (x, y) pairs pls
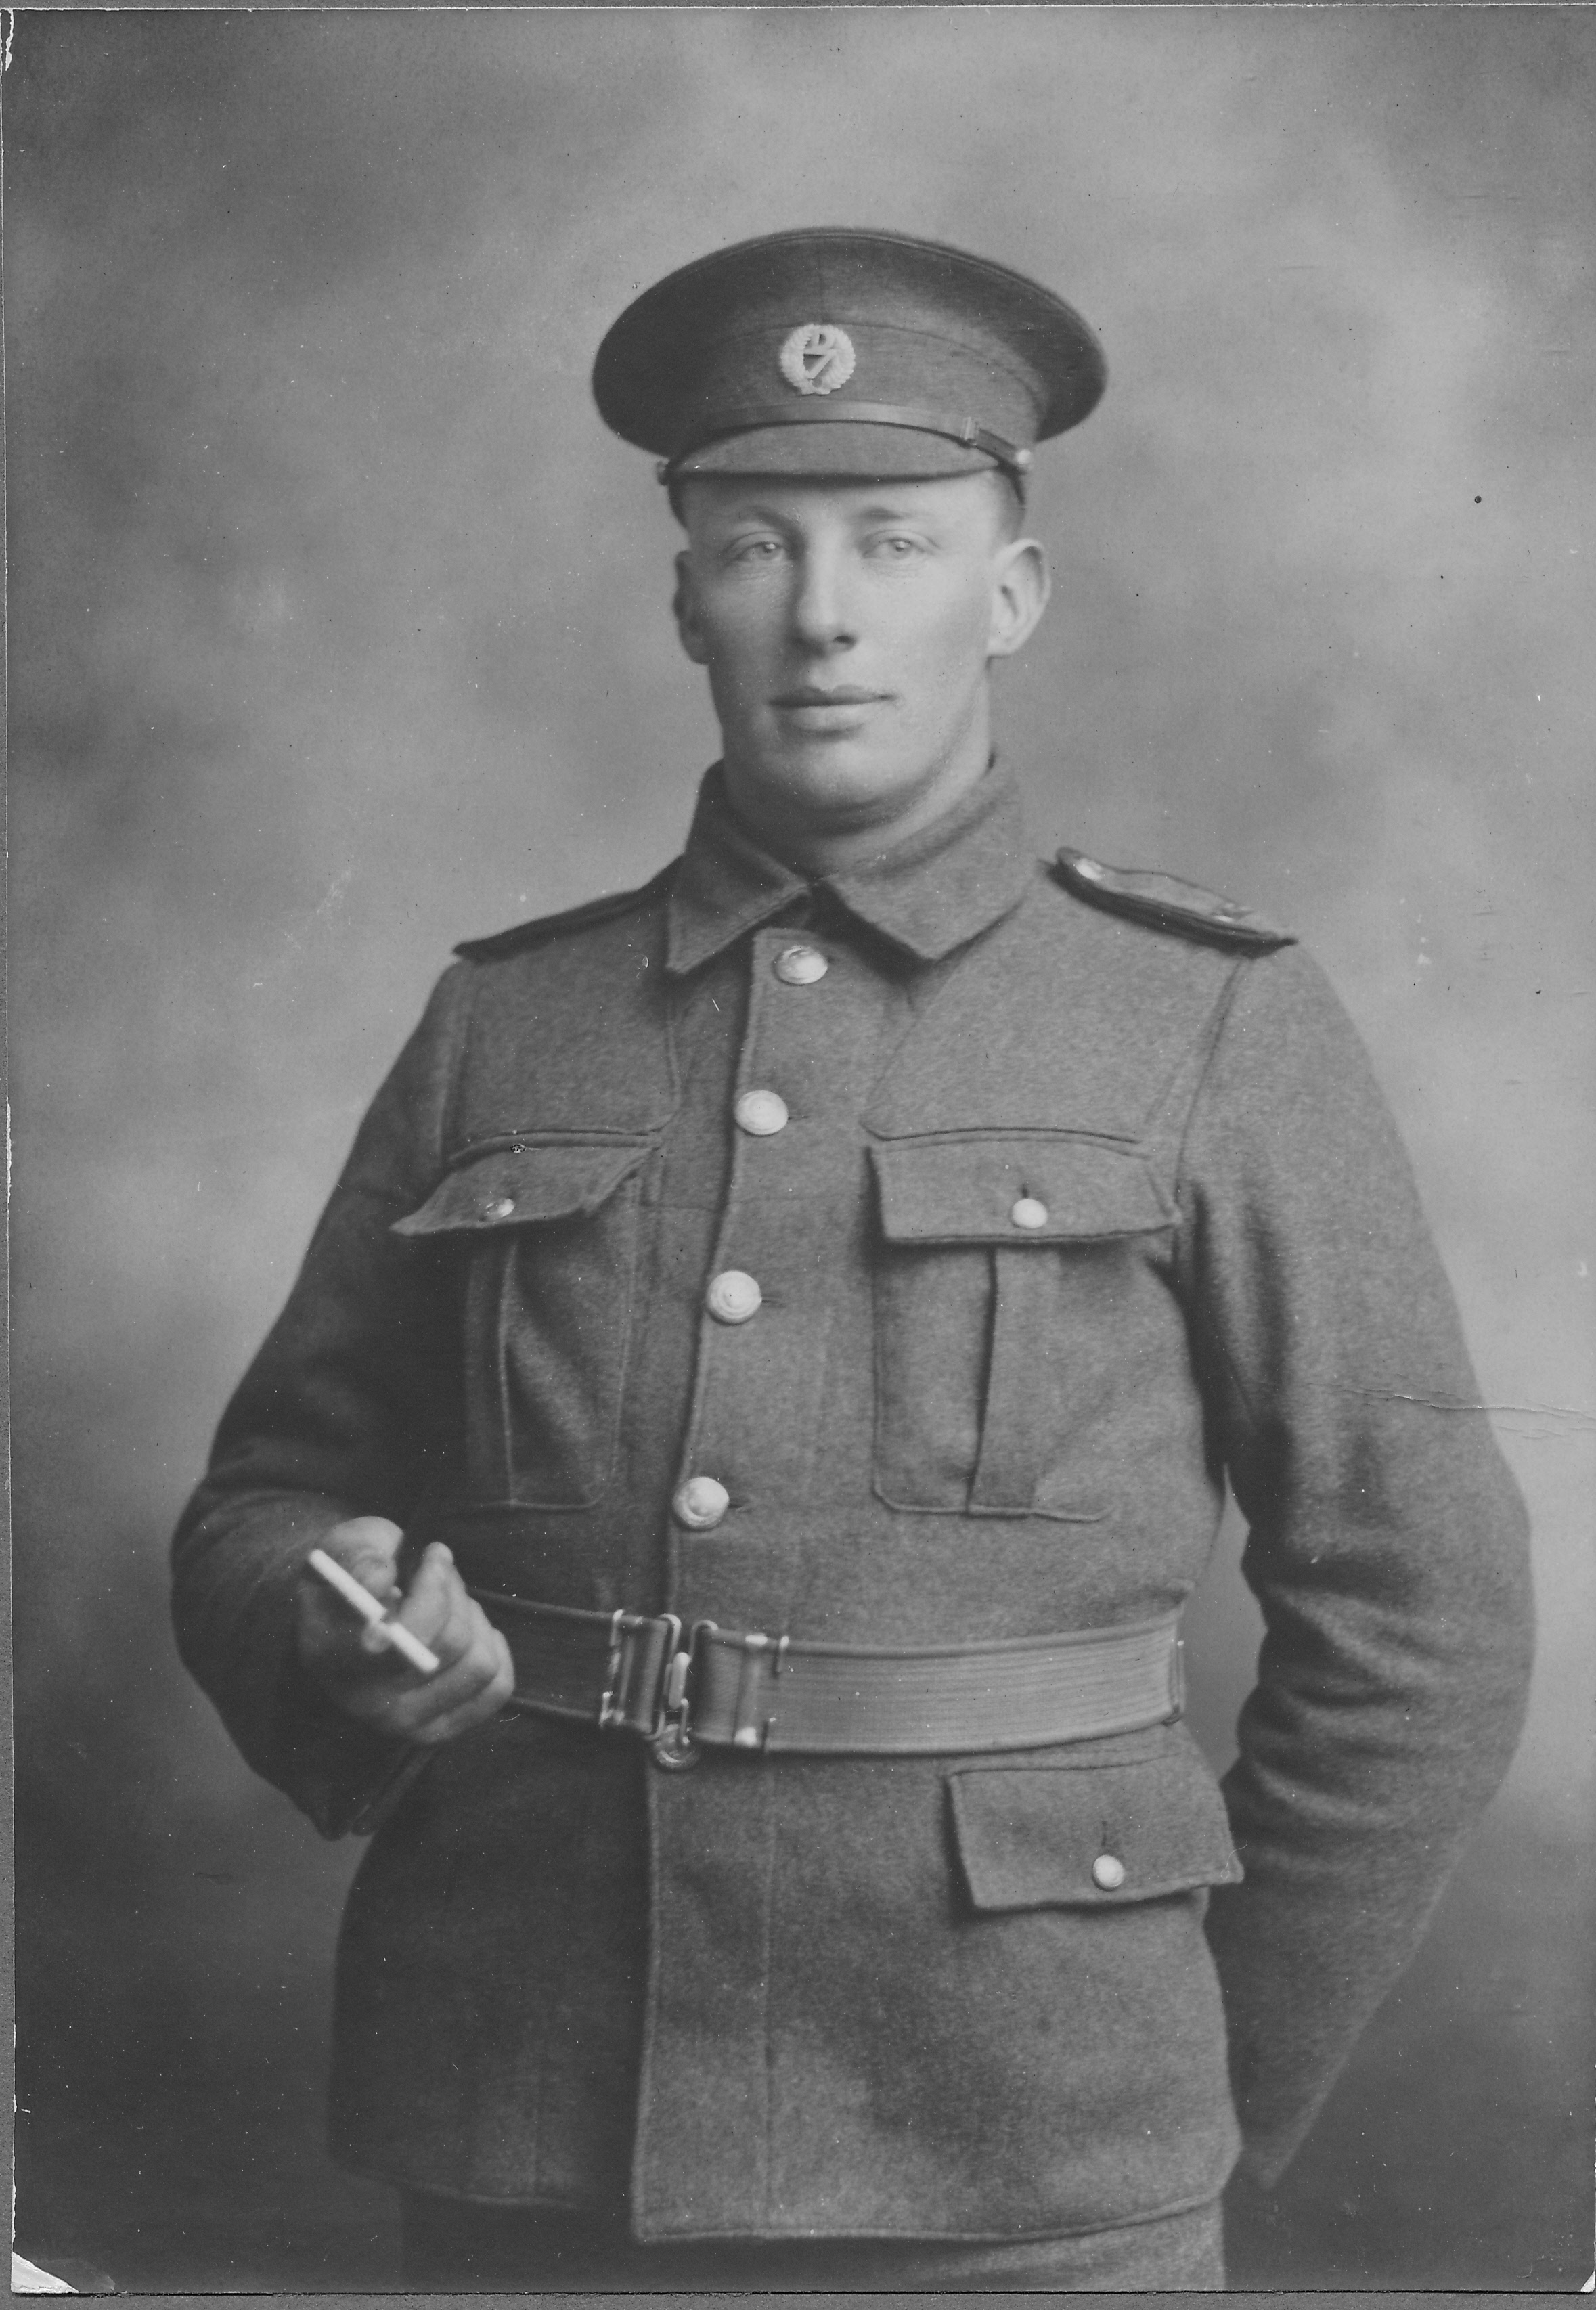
(921, 1733), (1243, 2221)
(947, 1733), (1243, 1911)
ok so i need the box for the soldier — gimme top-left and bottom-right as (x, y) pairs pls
(173, 229), (1534, 2290)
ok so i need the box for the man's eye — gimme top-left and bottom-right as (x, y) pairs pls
(868, 535), (923, 559)
(728, 537), (784, 564)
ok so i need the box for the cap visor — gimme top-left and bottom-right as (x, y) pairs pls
(671, 421), (1002, 483)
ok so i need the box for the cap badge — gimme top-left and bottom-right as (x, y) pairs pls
(778, 322), (856, 397)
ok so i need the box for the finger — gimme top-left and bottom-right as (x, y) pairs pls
(407, 1636), (517, 1744)
(386, 1607), (512, 1721)
(299, 1538), (422, 1685)
(303, 1618), (404, 1700)
(298, 1578), (382, 1676)
(363, 1623), (513, 1740)
(301, 1545), (514, 1735)
(384, 1553), (508, 1696)
(360, 1645), (506, 1737)
(383, 1626), (493, 1713)
(382, 1541), (466, 1648)
(349, 1542), (462, 1663)
(356, 1616), (444, 1676)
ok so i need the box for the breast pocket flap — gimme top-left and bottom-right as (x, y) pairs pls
(870, 1135), (1172, 1245)
(948, 1741), (1242, 1911)
(392, 1140), (652, 1237)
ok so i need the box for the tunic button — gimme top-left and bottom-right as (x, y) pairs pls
(1092, 1853), (1127, 1891)
(706, 1269), (762, 1325)
(735, 1088), (789, 1136)
(774, 943), (829, 986)
(484, 1195), (516, 1220)
(673, 1475), (730, 1530)
(1010, 1196), (1049, 1230)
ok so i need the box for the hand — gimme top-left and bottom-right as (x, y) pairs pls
(296, 1516), (515, 1745)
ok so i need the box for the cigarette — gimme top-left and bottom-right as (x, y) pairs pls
(308, 1547), (442, 1676)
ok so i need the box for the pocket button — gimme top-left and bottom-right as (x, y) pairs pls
(484, 1195), (517, 1220)
(1092, 1852), (1127, 1891)
(1010, 1196), (1050, 1230)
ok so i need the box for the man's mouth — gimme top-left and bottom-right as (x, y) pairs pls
(772, 686), (891, 709)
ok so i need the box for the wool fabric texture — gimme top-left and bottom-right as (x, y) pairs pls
(172, 762), (1532, 2244)
(397, 2186), (1227, 2290)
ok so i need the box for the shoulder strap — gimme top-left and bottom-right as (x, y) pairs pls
(1052, 846), (1295, 953)
(453, 859), (678, 963)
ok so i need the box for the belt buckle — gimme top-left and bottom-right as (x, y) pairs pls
(598, 1610), (679, 1737)
(650, 1619), (713, 1771)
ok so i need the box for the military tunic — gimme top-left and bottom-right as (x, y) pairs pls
(172, 761), (1532, 2243)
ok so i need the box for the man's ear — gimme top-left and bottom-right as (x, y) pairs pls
(986, 537), (1050, 661)
(673, 550), (711, 667)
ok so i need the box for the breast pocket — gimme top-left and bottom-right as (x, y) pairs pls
(393, 1137), (653, 1509)
(868, 1134), (1174, 1518)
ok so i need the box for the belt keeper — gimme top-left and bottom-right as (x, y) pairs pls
(732, 1631), (773, 1751)
(597, 1608), (626, 1731)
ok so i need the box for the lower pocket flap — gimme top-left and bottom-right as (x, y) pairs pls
(948, 1742), (1242, 1909)
(393, 1139), (652, 1236)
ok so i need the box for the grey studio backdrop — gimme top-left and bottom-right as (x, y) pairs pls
(8, 9), (1593, 2293)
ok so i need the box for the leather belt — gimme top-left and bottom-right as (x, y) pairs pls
(471, 1589), (1184, 1771)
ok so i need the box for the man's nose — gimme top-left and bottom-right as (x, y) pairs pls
(788, 544), (856, 650)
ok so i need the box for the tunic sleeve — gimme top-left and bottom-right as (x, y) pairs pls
(170, 962), (474, 1837)
(1177, 943), (1533, 2184)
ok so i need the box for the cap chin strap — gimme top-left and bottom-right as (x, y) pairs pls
(660, 399), (1034, 482)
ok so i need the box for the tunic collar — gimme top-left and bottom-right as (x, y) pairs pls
(665, 759), (1036, 977)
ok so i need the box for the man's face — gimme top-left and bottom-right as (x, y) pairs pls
(672, 472), (1048, 851)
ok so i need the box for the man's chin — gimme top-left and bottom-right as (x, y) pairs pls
(739, 748), (925, 830)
